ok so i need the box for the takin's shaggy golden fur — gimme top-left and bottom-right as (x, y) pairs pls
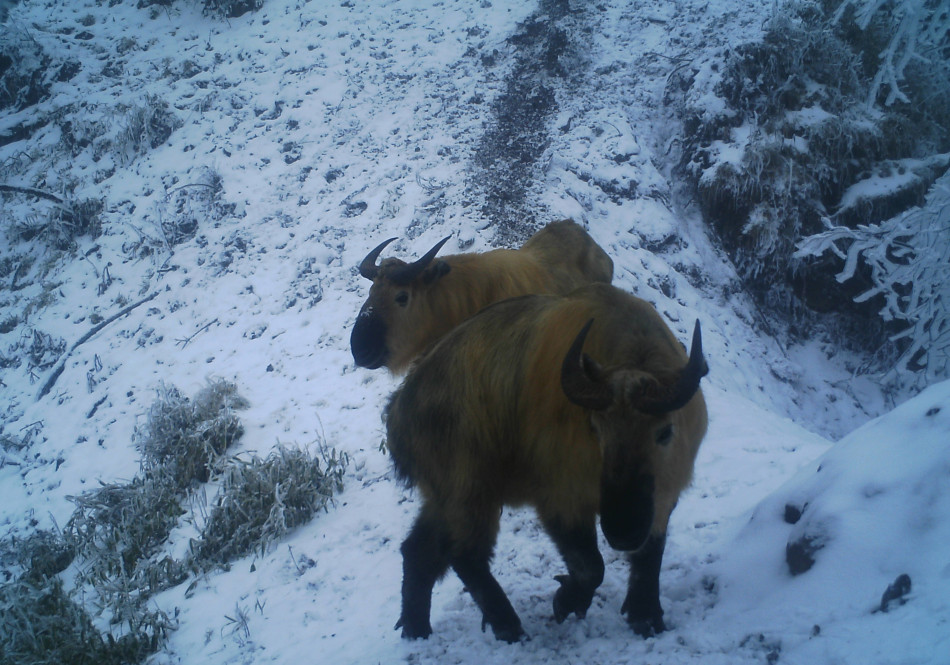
(385, 282), (708, 642)
(350, 219), (613, 373)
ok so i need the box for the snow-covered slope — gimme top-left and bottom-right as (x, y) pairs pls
(712, 380), (950, 665)
(1, 1), (944, 663)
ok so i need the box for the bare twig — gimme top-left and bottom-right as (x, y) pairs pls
(36, 291), (160, 401)
(167, 182), (218, 197)
(0, 184), (66, 204)
(176, 318), (219, 348)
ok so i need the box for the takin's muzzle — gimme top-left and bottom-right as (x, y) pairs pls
(350, 305), (389, 369)
(599, 473), (655, 552)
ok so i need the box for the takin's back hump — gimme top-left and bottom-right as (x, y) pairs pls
(519, 220), (613, 291)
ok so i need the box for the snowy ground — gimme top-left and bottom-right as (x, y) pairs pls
(1, 0), (946, 663)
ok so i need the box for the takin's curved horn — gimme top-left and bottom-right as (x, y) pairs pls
(358, 237), (397, 280)
(388, 236), (451, 286)
(639, 319), (709, 415)
(561, 319), (614, 411)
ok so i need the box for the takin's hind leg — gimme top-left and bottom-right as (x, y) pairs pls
(451, 550), (524, 643)
(543, 516), (604, 623)
(448, 510), (524, 643)
(397, 506), (451, 639)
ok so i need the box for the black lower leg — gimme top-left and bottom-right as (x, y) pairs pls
(397, 513), (450, 639)
(452, 552), (524, 643)
(621, 532), (667, 637)
(545, 519), (604, 623)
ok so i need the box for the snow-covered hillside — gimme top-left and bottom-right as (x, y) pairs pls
(1, 1), (946, 663)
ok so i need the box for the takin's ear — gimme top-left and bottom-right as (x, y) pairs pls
(422, 260), (451, 284)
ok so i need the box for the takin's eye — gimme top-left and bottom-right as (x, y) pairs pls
(395, 291), (409, 307)
(655, 423), (674, 446)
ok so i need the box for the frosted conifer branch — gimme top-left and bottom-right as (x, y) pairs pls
(834, 0), (950, 107)
(795, 170), (950, 387)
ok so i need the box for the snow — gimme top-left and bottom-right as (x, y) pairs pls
(1, 0), (947, 664)
(714, 380), (950, 664)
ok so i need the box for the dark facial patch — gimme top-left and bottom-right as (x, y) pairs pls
(655, 423), (673, 446)
(600, 474), (654, 552)
(351, 307), (389, 368)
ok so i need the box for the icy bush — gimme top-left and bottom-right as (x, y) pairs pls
(0, 31), (50, 111)
(191, 445), (348, 569)
(201, 0), (264, 19)
(64, 381), (249, 656)
(834, 0), (950, 108)
(796, 170), (950, 389)
(137, 380), (249, 486)
(1, 186), (104, 250)
(676, 0), (950, 374)
(0, 576), (172, 665)
(115, 95), (183, 165)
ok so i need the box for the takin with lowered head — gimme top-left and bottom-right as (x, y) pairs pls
(384, 282), (709, 642)
(350, 219), (613, 373)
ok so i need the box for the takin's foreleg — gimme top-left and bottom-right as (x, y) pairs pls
(542, 516), (605, 623)
(620, 531), (667, 637)
(396, 505), (451, 639)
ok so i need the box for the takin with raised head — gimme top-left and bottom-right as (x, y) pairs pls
(350, 219), (613, 373)
(384, 282), (708, 642)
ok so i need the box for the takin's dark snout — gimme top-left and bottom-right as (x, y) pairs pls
(384, 282), (708, 641)
(350, 220), (613, 374)
(351, 302), (390, 369)
(599, 474), (655, 551)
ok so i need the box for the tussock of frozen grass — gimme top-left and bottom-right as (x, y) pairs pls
(192, 445), (348, 569)
(67, 476), (186, 589)
(114, 95), (182, 166)
(4, 529), (75, 582)
(0, 186), (103, 250)
(138, 380), (249, 486)
(201, 0), (264, 19)
(68, 380), (249, 591)
(42, 380), (250, 663)
(0, 528), (172, 665)
(0, 576), (167, 665)
(41, 380), (347, 663)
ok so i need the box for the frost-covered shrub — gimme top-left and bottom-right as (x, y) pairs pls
(69, 380), (248, 590)
(796, 170), (950, 389)
(677, 0), (950, 368)
(3, 188), (104, 250)
(191, 445), (347, 569)
(67, 476), (187, 589)
(0, 576), (171, 665)
(115, 95), (182, 165)
(202, 0), (264, 19)
(0, 32), (50, 111)
(137, 379), (249, 486)
(834, 0), (950, 109)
